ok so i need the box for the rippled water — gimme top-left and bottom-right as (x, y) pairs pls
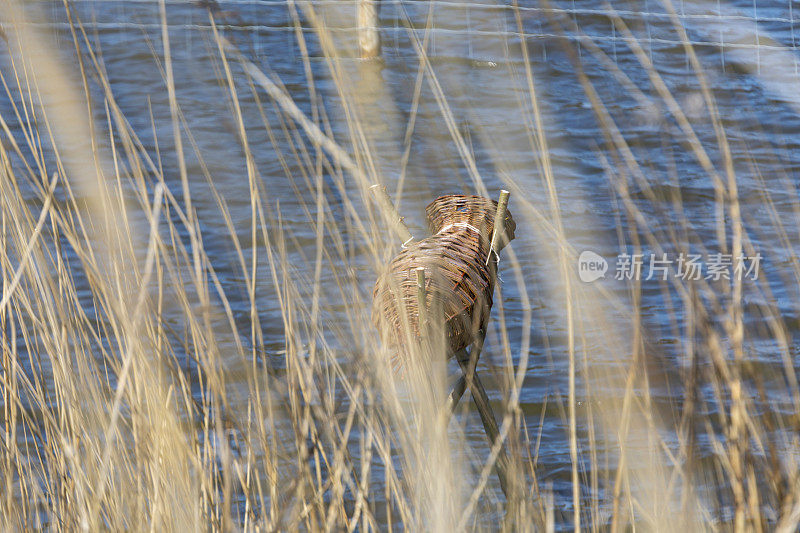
(5, 0), (800, 528)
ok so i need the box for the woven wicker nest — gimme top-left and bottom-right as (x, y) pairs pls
(372, 195), (516, 373)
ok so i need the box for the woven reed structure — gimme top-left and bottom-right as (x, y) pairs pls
(372, 195), (516, 372)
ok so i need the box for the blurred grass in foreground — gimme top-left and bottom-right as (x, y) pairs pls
(1, 0), (800, 531)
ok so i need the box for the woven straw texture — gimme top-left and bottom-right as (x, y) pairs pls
(372, 195), (516, 373)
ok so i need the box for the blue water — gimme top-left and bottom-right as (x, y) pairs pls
(3, 0), (800, 529)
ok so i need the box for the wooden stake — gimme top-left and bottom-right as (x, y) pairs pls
(357, 0), (381, 59)
(487, 189), (510, 264)
(447, 374), (467, 414)
(370, 184), (413, 245)
(415, 267), (427, 334)
(457, 354), (512, 498)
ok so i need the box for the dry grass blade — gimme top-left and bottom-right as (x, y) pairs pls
(1, 0), (798, 531)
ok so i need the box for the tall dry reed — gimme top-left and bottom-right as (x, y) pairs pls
(0, 1), (798, 531)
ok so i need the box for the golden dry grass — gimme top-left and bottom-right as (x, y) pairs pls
(0, 0), (799, 531)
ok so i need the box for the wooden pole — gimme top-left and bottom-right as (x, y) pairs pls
(446, 374), (467, 414)
(370, 184), (413, 245)
(415, 267), (427, 333)
(487, 189), (510, 264)
(448, 345), (514, 499)
(357, 0), (381, 59)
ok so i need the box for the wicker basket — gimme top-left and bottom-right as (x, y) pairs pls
(372, 195), (516, 373)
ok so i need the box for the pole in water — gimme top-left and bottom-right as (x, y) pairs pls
(357, 0), (381, 59)
(370, 184), (413, 245)
(487, 189), (510, 265)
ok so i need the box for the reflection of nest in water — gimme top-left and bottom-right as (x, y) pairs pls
(372, 195), (516, 374)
